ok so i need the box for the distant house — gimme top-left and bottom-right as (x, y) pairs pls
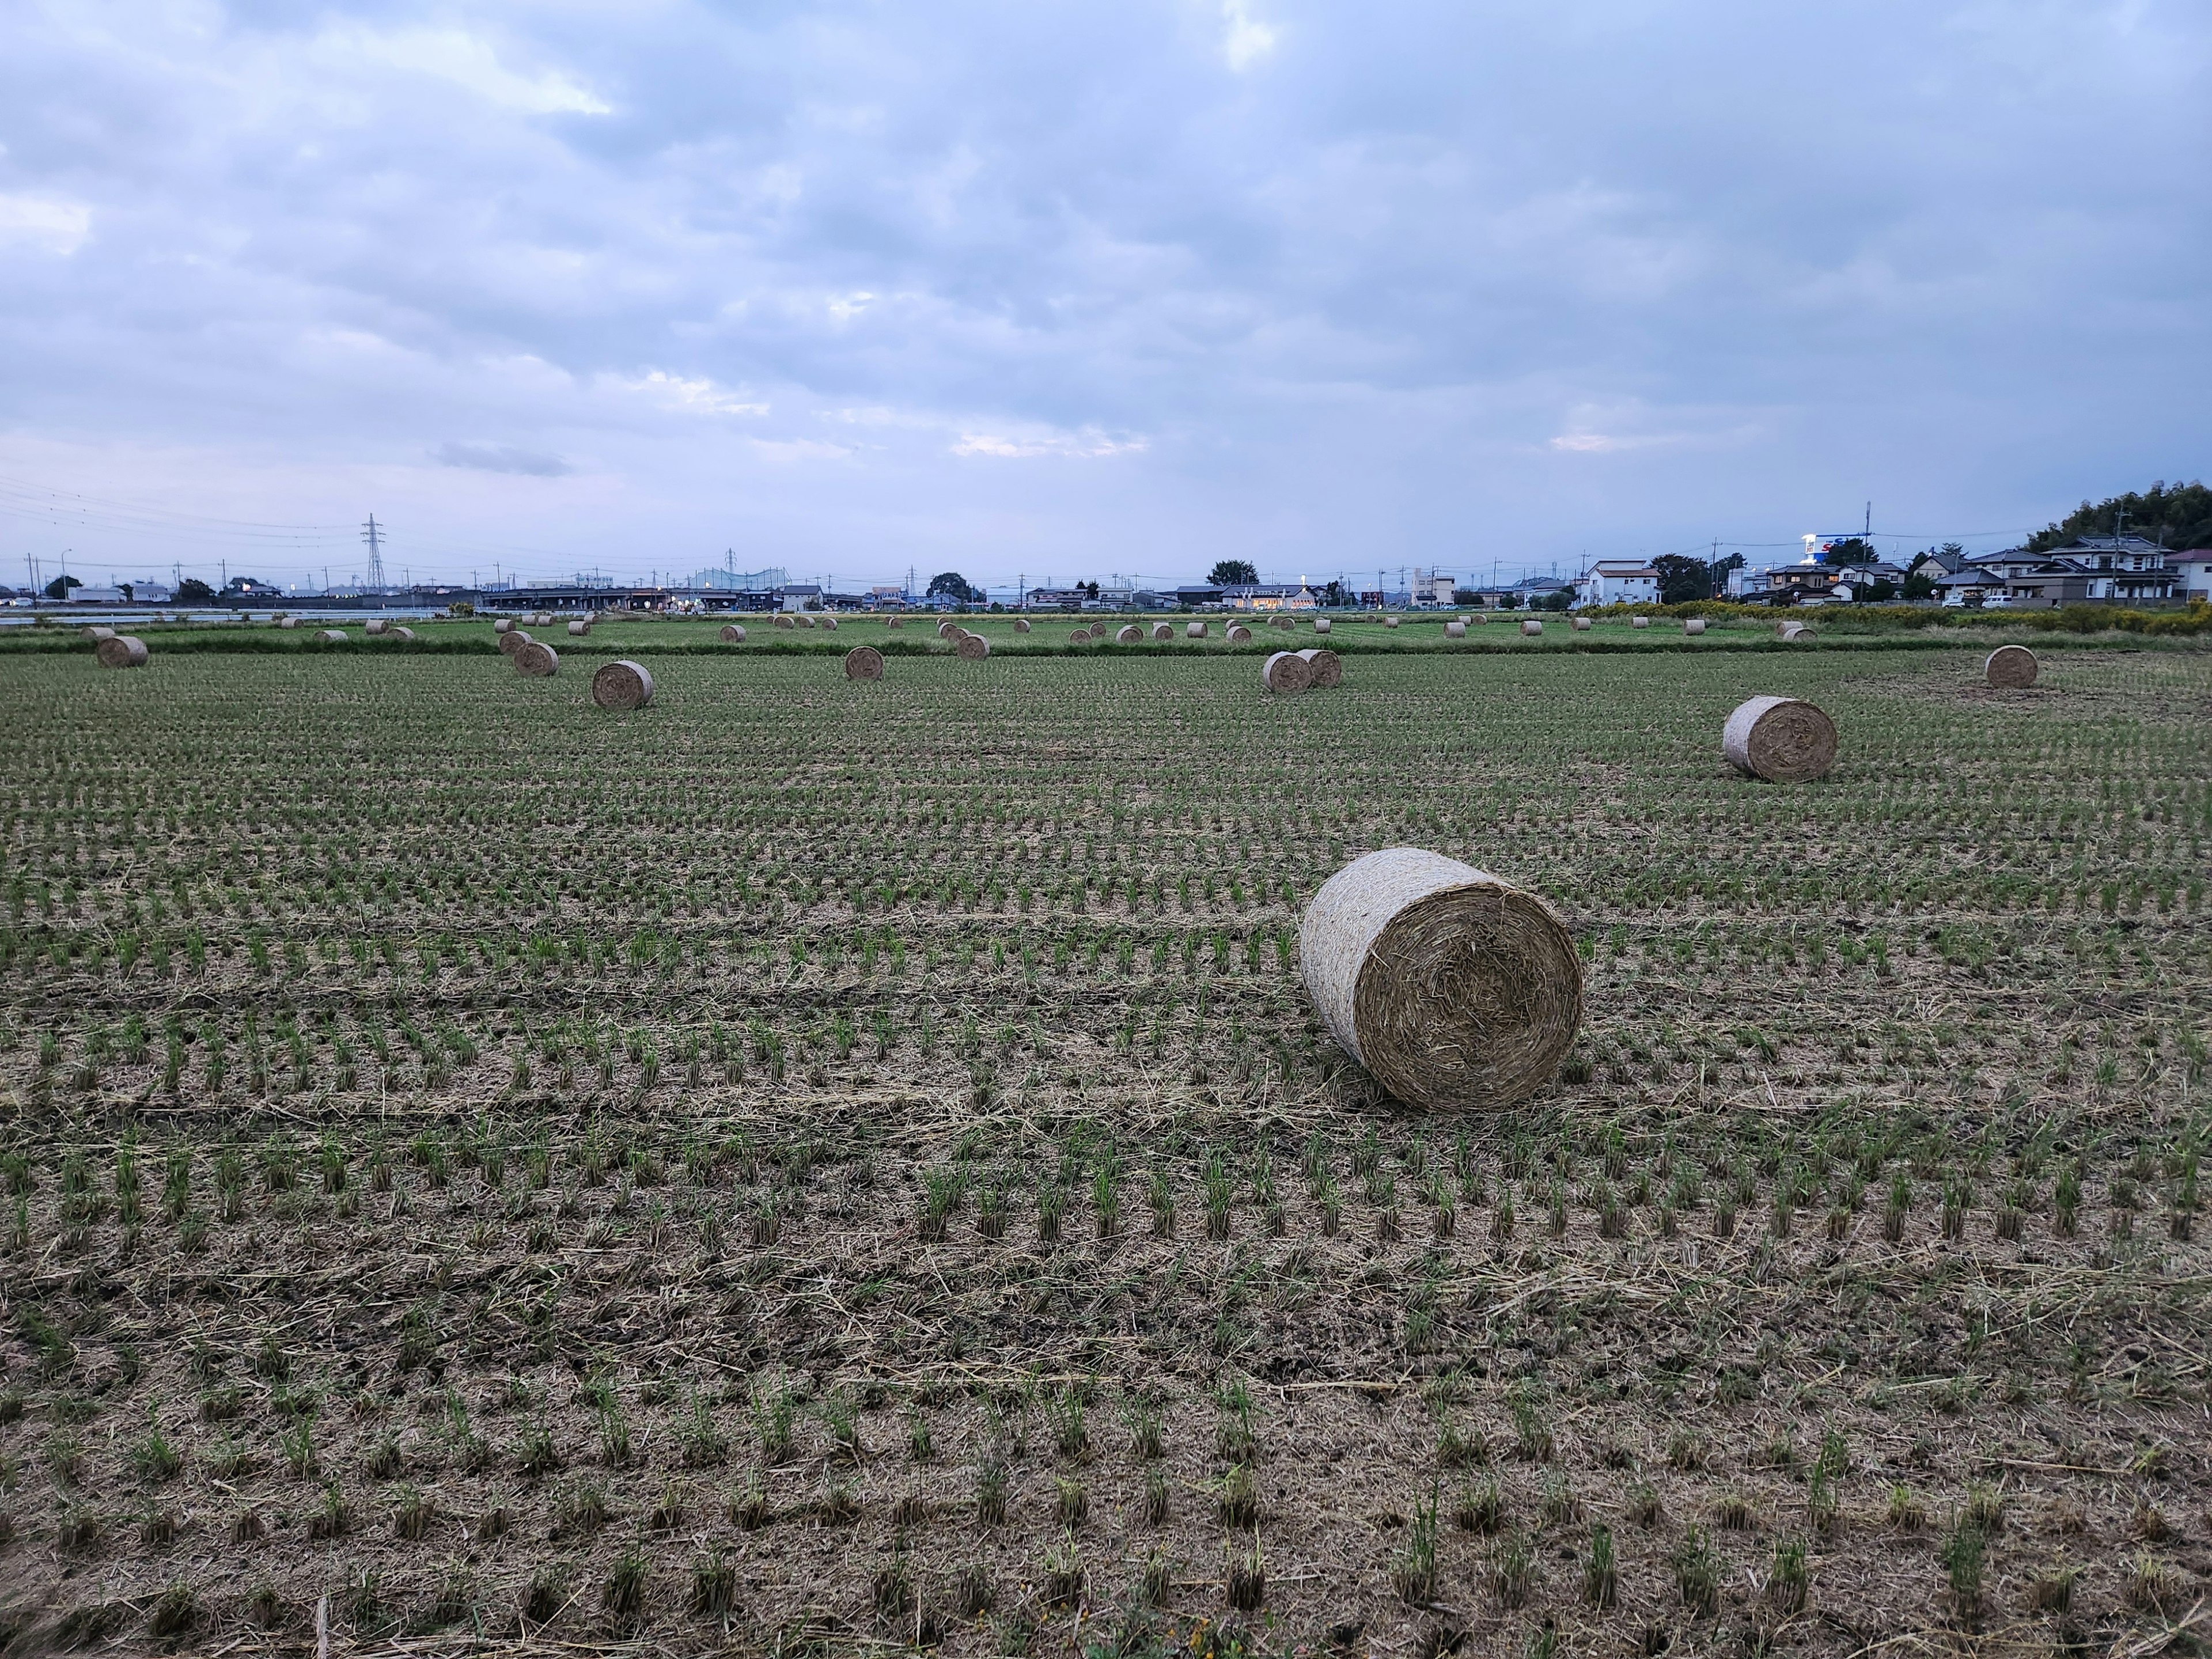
(68, 585), (130, 604)
(1221, 583), (1316, 611)
(1941, 536), (2180, 608)
(2173, 551), (2212, 603)
(1909, 548), (1969, 584)
(1934, 563), (2013, 608)
(1027, 588), (1094, 609)
(777, 584), (825, 612)
(1573, 560), (1659, 607)
(1172, 584), (1224, 608)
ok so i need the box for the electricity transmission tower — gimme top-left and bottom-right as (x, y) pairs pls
(361, 515), (387, 590)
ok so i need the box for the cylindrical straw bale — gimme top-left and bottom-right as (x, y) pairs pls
(886, 616), (903, 628)
(279, 616), (299, 629)
(1444, 620), (1467, 638)
(1631, 615), (1649, 628)
(1313, 616), (1331, 634)
(1521, 619), (1542, 636)
(1777, 620), (1810, 642)
(1118, 624), (1143, 643)
(1296, 647), (1342, 688)
(720, 623), (747, 642)
(96, 635), (150, 668)
(1724, 695), (1838, 782)
(821, 614), (838, 630)
(1570, 616), (1592, 631)
(1272, 614), (1293, 629)
(844, 645), (885, 681)
(1470, 612), (1487, 624)
(937, 619), (959, 638)
(567, 619), (592, 636)
(1683, 618), (1706, 635)
(1261, 651), (1312, 694)
(1226, 624), (1251, 643)
(1300, 847), (1583, 1111)
(365, 619), (388, 636)
(1071, 628), (1091, 643)
(1187, 620), (1208, 638)
(795, 612), (813, 628)
(592, 659), (654, 709)
(1151, 623), (1172, 641)
(1384, 616), (1399, 628)
(84, 626), (115, 641)
(513, 640), (559, 677)
(391, 626), (415, 642)
(498, 629), (531, 656)
(956, 633), (990, 661)
(316, 630), (347, 643)
(1984, 644), (2039, 688)
(774, 612), (796, 629)
(494, 618), (513, 634)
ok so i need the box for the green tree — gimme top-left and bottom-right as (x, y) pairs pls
(2027, 480), (2212, 554)
(177, 577), (218, 603)
(1820, 537), (1875, 566)
(1653, 555), (1710, 604)
(1207, 560), (1257, 587)
(43, 574), (82, 600)
(926, 571), (981, 603)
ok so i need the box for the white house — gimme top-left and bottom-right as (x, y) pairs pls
(2175, 551), (2212, 603)
(1574, 560), (1660, 607)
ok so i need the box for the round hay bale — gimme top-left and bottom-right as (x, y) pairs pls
(1187, 620), (1209, 638)
(820, 614), (838, 630)
(1014, 618), (1031, 633)
(795, 613), (814, 629)
(494, 618), (514, 634)
(538, 612), (556, 627)
(316, 629), (347, 644)
(592, 659), (654, 710)
(937, 619), (959, 638)
(84, 626), (115, 642)
(365, 618), (388, 637)
(1300, 847), (1582, 1111)
(885, 616), (903, 629)
(1296, 647), (1343, 688)
(1724, 695), (1838, 782)
(775, 613), (796, 630)
(1570, 616), (1592, 632)
(1227, 624), (1252, 643)
(391, 626), (415, 642)
(1151, 622), (1172, 641)
(1631, 615), (1649, 629)
(1272, 614), (1294, 630)
(1109, 624), (1137, 643)
(1384, 616), (1399, 628)
(1521, 619), (1543, 636)
(1070, 627), (1092, 642)
(498, 629), (531, 657)
(1777, 620), (1810, 642)
(956, 633), (990, 661)
(513, 640), (559, 677)
(567, 619), (592, 637)
(1985, 643), (2039, 688)
(1470, 612), (1487, 624)
(1261, 650), (1312, 694)
(1683, 618), (1706, 635)
(95, 635), (149, 668)
(1444, 620), (1467, 638)
(719, 623), (747, 643)
(844, 645), (885, 681)
(279, 616), (300, 630)
(1313, 616), (1332, 635)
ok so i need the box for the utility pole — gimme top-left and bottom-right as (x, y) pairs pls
(360, 515), (386, 589)
(1863, 502), (1871, 541)
(323, 566), (329, 594)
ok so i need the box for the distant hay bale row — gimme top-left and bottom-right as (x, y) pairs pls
(1260, 651), (1310, 693)
(1300, 847), (1582, 1111)
(1724, 695), (1837, 782)
(1986, 644), (2039, 688)
(95, 635), (149, 668)
(591, 659), (653, 709)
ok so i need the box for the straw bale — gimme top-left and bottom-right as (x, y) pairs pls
(720, 623), (748, 642)
(1300, 847), (1582, 1111)
(1187, 620), (1209, 638)
(956, 632), (990, 661)
(1684, 618), (1706, 635)
(1295, 647), (1342, 688)
(1313, 616), (1331, 634)
(567, 619), (592, 636)
(774, 613), (796, 629)
(887, 616), (903, 628)
(844, 645), (885, 681)
(1985, 643), (2039, 688)
(1118, 624), (1142, 643)
(1384, 616), (1399, 628)
(820, 614), (838, 630)
(391, 626), (415, 642)
(795, 612), (814, 628)
(498, 629), (531, 656)
(365, 619), (388, 636)
(1521, 619), (1543, 636)
(1777, 620), (1810, 642)
(1444, 620), (1466, 638)
(278, 617), (300, 629)
(1226, 624), (1251, 643)
(494, 618), (513, 634)
(591, 659), (654, 710)
(1570, 616), (1592, 631)
(937, 619), (959, 638)
(316, 630), (347, 644)
(1014, 618), (1030, 632)
(84, 626), (115, 641)
(1261, 651), (1312, 694)
(1151, 623), (1172, 641)
(1071, 628), (1092, 642)
(1631, 616), (1649, 628)
(513, 640), (559, 677)
(95, 635), (149, 668)
(1723, 694), (1837, 782)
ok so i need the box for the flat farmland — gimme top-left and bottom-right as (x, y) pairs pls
(0, 638), (2207, 1657)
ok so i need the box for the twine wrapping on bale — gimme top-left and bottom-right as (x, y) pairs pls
(365, 619), (388, 637)
(1313, 617), (1331, 634)
(95, 635), (150, 668)
(316, 630), (347, 644)
(592, 659), (654, 710)
(1261, 651), (1312, 694)
(1631, 616), (1649, 629)
(494, 618), (513, 634)
(1296, 647), (1343, 688)
(844, 645), (885, 681)
(720, 623), (748, 643)
(956, 633), (990, 661)
(1227, 624), (1251, 643)
(1985, 644), (2039, 688)
(1187, 620), (1209, 638)
(1724, 695), (1838, 783)
(1151, 623), (1173, 641)
(774, 613), (796, 629)
(1521, 619), (1543, 636)
(567, 620), (592, 637)
(1299, 847), (1583, 1111)
(513, 640), (559, 677)
(1777, 620), (1810, 642)
(1444, 620), (1467, 638)
(498, 629), (531, 657)
(1684, 618), (1706, 635)
(1571, 617), (1592, 632)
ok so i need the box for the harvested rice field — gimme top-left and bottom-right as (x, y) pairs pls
(0, 633), (2207, 1657)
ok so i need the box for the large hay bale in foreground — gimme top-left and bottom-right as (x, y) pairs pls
(1683, 618), (1706, 635)
(592, 659), (654, 710)
(514, 640), (559, 677)
(956, 633), (990, 661)
(498, 629), (531, 656)
(567, 619), (592, 637)
(1444, 620), (1467, 638)
(1631, 616), (1649, 629)
(96, 635), (149, 668)
(1187, 620), (1209, 638)
(844, 645), (885, 681)
(1151, 622), (1172, 641)
(1226, 624), (1251, 643)
(1986, 645), (2039, 688)
(1313, 616), (1331, 634)
(1724, 695), (1837, 782)
(1261, 651), (1312, 694)
(365, 619), (389, 637)
(1300, 847), (1583, 1111)
(1521, 619), (1543, 636)
(720, 623), (747, 643)
(1296, 647), (1342, 688)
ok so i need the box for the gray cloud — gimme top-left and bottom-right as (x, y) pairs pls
(433, 441), (572, 477)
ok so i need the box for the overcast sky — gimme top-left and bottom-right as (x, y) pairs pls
(2, 1), (2206, 594)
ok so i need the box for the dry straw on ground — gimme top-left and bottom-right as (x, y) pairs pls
(719, 623), (747, 643)
(1300, 847), (1583, 1111)
(94, 635), (149, 668)
(513, 640), (559, 677)
(590, 659), (654, 710)
(1723, 694), (1838, 782)
(1296, 646), (1343, 688)
(1986, 643), (2040, 688)
(955, 633), (990, 661)
(842, 645), (885, 681)
(1260, 650), (1312, 694)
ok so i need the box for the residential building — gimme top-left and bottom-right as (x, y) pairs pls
(1026, 587), (1095, 609)
(778, 584), (825, 612)
(1572, 560), (1660, 607)
(1221, 583), (1316, 611)
(2173, 551), (2212, 602)
(1908, 548), (1969, 584)
(1939, 536), (2179, 608)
